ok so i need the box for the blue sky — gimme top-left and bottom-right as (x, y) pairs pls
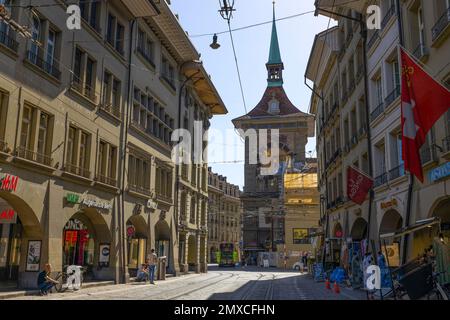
(170, 0), (332, 189)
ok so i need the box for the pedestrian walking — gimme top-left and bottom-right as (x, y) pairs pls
(147, 249), (158, 284)
(37, 263), (59, 296)
(301, 252), (308, 273)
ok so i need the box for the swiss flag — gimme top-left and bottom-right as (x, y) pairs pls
(347, 166), (373, 205)
(400, 48), (450, 182)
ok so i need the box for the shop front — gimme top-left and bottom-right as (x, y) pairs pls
(347, 217), (368, 288)
(63, 218), (95, 272)
(0, 173), (43, 290)
(155, 217), (171, 271)
(126, 215), (148, 278)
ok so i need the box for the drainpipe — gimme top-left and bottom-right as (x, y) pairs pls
(118, 18), (136, 284)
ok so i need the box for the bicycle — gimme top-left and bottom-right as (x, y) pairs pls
(54, 265), (85, 293)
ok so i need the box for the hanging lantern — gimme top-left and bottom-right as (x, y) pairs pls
(210, 33), (221, 49)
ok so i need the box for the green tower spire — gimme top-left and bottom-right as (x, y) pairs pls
(266, 1), (284, 87)
(268, 2), (282, 65)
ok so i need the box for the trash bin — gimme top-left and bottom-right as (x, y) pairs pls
(157, 256), (167, 280)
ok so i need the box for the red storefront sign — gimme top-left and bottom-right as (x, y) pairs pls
(0, 174), (19, 192)
(0, 209), (16, 224)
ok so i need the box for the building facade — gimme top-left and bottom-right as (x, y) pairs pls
(233, 5), (314, 264)
(0, 0), (227, 289)
(207, 168), (242, 263)
(308, 0), (450, 270)
(283, 159), (320, 269)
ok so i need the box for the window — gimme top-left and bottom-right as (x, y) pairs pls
(128, 154), (151, 194)
(161, 57), (176, 89)
(65, 126), (91, 178)
(97, 141), (117, 186)
(156, 166), (173, 201)
(137, 28), (155, 65)
(389, 132), (405, 180)
(18, 104), (53, 166)
(80, 0), (100, 32)
(72, 47), (97, 101)
(106, 13), (124, 55)
(102, 70), (122, 117)
(26, 14), (61, 79)
(0, 90), (7, 148)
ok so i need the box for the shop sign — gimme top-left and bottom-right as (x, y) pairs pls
(429, 162), (450, 183)
(99, 243), (110, 268)
(146, 199), (157, 210)
(0, 208), (17, 224)
(127, 225), (135, 237)
(0, 174), (19, 192)
(380, 198), (398, 210)
(65, 193), (112, 211)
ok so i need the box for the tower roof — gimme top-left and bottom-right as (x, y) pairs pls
(268, 2), (282, 65)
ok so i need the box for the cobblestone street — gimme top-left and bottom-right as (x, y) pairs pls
(8, 266), (367, 300)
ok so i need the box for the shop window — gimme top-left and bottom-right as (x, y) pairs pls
(63, 219), (94, 269)
(127, 235), (146, 272)
(0, 216), (22, 282)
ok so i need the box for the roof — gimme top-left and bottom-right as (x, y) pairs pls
(268, 3), (282, 65)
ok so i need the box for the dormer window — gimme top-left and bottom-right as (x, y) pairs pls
(268, 97), (280, 115)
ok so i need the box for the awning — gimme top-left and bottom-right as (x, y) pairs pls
(380, 217), (441, 240)
(315, 0), (368, 14)
(120, 0), (159, 18)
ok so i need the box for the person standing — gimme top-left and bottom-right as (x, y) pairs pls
(37, 263), (59, 296)
(147, 249), (158, 284)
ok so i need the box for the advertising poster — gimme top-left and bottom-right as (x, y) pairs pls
(26, 240), (41, 271)
(99, 243), (111, 267)
(385, 243), (400, 267)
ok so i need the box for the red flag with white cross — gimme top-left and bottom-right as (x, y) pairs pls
(400, 47), (450, 182)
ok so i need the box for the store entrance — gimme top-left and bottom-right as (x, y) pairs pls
(62, 218), (95, 278)
(155, 220), (171, 271)
(0, 217), (22, 289)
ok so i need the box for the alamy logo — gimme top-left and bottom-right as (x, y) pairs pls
(366, 5), (382, 30)
(66, 5), (81, 30)
(66, 265), (82, 290)
(366, 265), (381, 290)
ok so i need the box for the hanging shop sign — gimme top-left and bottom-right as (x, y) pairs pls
(0, 174), (19, 192)
(127, 225), (136, 238)
(65, 193), (112, 211)
(429, 162), (450, 183)
(146, 199), (157, 210)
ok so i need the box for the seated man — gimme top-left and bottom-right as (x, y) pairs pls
(37, 263), (59, 296)
(136, 261), (149, 282)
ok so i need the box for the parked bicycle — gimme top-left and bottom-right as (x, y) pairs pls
(54, 265), (86, 293)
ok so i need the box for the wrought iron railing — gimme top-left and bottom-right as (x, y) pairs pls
(381, 4), (396, 29)
(26, 49), (61, 79)
(370, 102), (384, 122)
(65, 163), (91, 178)
(96, 174), (117, 187)
(16, 146), (53, 166)
(374, 172), (388, 187)
(128, 183), (152, 196)
(0, 28), (19, 52)
(384, 85), (400, 108)
(389, 164), (405, 181)
(413, 43), (429, 60)
(99, 102), (122, 119)
(432, 7), (450, 41)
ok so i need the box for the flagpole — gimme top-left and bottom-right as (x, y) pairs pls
(396, 0), (413, 265)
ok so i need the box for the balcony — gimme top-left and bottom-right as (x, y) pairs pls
(26, 50), (61, 80)
(413, 43), (429, 61)
(15, 147), (53, 167)
(0, 28), (19, 52)
(65, 163), (91, 179)
(128, 183), (152, 196)
(367, 31), (380, 50)
(431, 7), (450, 42)
(384, 85), (400, 109)
(96, 174), (117, 187)
(381, 4), (396, 29)
(70, 78), (97, 102)
(370, 102), (384, 122)
(389, 164), (405, 181)
(99, 102), (122, 119)
(374, 172), (388, 188)
(420, 146), (436, 165)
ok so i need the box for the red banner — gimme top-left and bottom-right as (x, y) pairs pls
(347, 166), (373, 205)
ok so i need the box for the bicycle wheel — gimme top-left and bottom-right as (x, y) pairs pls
(56, 273), (68, 293)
